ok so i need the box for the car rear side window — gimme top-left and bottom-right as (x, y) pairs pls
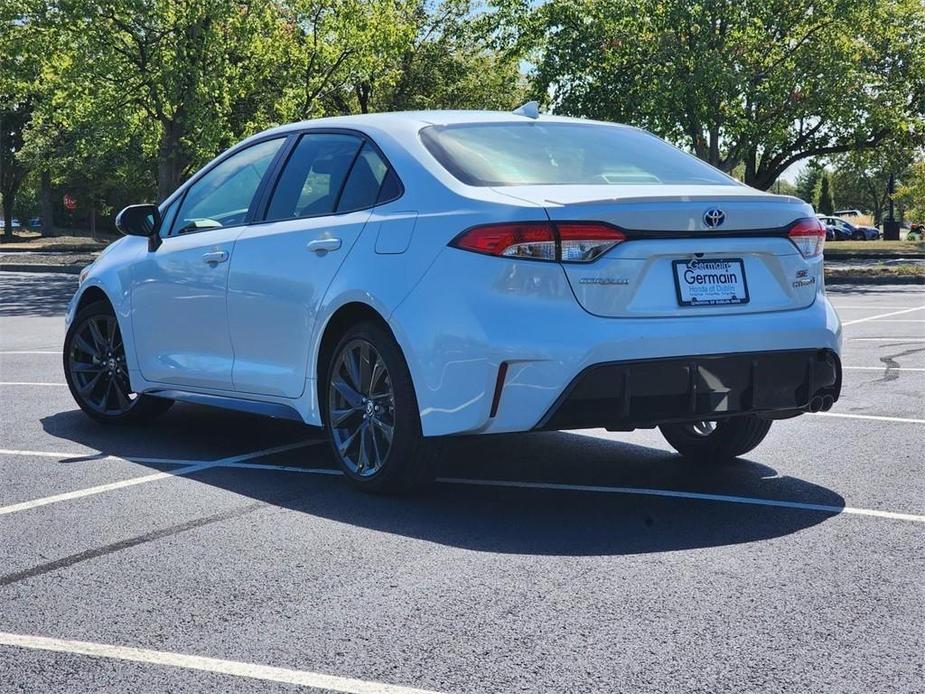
(336, 143), (393, 213)
(419, 122), (737, 187)
(266, 134), (363, 221)
(171, 137), (284, 236)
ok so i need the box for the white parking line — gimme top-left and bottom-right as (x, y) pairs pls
(437, 477), (925, 523)
(0, 463), (213, 517)
(0, 441), (320, 517)
(0, 350), (59, 355)
(0, 632), (442, 694)
(0, 382), (67, 386)
(201, 462), (925, 524)
(843, 366), (925, 372)
(0, 448), (215, 465)
(849, 337), (925, 342)
(811, 412), (925, 425)
(177, 461), (925, 524)
(1, 445), (921, 523)
(833, 305), (923, 310)
(841, 305), (925, 326)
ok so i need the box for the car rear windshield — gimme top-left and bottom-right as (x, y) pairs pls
(419, 122), (737, 187)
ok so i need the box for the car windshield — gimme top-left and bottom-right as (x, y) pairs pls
(419, 122), (737, 187)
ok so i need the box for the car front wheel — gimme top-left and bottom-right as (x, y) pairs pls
(659, 416), (772, 461)
(323, 321), (439, 493)
(64, 300), (173, 424)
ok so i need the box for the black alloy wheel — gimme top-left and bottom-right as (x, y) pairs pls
(64, 300), (172, 423)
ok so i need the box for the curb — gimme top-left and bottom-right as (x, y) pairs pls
(825, 274), (924, 285)
(0, 247), (104, 254)
(0, 264), (83, 275)
(825, 253), (925, 261)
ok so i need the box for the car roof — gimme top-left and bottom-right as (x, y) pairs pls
(251, 110), (636, 140)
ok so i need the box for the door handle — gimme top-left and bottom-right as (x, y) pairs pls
(307, 238), (342, 254)
(202, 250), (229, 265)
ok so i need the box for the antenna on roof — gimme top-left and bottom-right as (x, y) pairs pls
(512, 101), (540, 119)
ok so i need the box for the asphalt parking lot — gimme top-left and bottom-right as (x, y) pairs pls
(0, 271), (922, 694)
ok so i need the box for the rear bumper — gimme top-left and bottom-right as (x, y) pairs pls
(536, 349), (841, 431)
(392, 248), (842, 437)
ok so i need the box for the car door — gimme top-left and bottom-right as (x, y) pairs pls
(227, 132), (398, 397)
(131, 137), (286, 390)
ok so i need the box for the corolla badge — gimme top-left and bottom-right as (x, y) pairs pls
(703, 208), (726, 228)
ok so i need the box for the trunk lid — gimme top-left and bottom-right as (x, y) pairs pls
(495, 185), (818, 318)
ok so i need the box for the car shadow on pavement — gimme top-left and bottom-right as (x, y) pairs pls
(41, 405), (845, 557)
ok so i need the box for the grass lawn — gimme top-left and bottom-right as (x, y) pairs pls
(825, 240), (925, 256)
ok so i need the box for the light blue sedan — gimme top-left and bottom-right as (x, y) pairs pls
(64, 109), (842, 492)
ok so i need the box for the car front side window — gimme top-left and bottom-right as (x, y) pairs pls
(170, 137), (285, 236)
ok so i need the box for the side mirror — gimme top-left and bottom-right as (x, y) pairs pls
(115, 204), (162, 251)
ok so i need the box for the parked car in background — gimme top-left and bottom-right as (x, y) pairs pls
(28, 217), (42, 229)
(817, 215), (878, 241)
(818, 215), (852, 241)
(9, 218), (21, 229)
(854, 223), (881, 240)
(833, 209), (862, 218)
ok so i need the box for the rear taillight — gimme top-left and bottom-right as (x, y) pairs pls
(450, 221), (625, 263)
(788, 218), (826, 258)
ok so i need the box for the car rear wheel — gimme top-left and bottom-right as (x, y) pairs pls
(323, 321), (439, 494)
(64, 300), (173, 424)
(659, 416), (772, 461)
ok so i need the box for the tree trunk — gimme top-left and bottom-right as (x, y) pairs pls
(39, 170), (58, 236)
(743, 148), (763, 189)
(2, 198), (13, 242)
(355, 82), (371, 114)
(156, 119), (185, 202)
(90, 206), (97, 241)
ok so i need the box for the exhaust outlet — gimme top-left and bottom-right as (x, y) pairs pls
(809, 396), (823, 413)
(821, 395), (834, 411)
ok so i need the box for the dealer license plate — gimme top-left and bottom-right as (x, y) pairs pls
(672, 258), (749, 306)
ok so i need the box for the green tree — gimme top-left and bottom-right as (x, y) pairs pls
(40, 0), (296, 201)
(770, 179), (798, 197)
(0, 0), (41, 240)
(830, 148), (913, 224)
(795, 161), (824, 206)
(504, 0), (925, 190)
(894, 157), (925, 222)
(10, 0), (533, 234)
(817, 173), (834, 215)
(364, 0), (526, 113)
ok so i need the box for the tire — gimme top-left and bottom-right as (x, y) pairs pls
(64, 300), (173, 424)
(322, 320), (440, 494)
(852, 231), (865, 240)
(659, 416), (772, 462)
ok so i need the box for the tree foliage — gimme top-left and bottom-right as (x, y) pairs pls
(795, 161), (824, 206)
(829, 146), (913, 223)
(0, 0), (41, 237)
(506, 0), (925, 190)
(894, 156), (925, 222)
(3, 0), (524, 234)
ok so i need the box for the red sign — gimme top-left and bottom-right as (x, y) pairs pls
(63, 194), (77, 210)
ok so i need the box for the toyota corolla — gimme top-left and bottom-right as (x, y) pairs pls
(64, 109), (842, 492)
